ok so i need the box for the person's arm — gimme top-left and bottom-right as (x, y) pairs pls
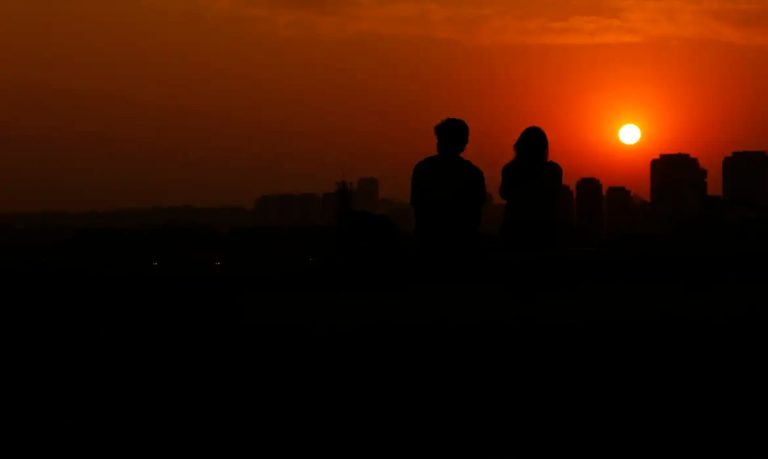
(410, 164), (421, 209)
(474, 169), (488, 227)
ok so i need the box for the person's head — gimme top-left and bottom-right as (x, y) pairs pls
(514, 126), (549, 163)
(435, 118), (469, 156)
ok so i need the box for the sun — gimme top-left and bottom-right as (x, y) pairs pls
(619, 124), (642, 145)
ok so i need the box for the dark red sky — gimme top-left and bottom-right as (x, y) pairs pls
(1, 0), (767, 211)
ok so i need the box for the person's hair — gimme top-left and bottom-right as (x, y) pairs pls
(514, 126), (549, 163)
(434, 118), (469, 148)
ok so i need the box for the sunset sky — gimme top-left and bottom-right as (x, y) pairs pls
(1, 0), (767, 211)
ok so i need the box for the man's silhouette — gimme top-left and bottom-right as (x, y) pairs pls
(500, 126), (563, 247)
(410, 118), (487, 246)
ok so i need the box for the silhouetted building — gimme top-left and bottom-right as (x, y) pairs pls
(334, 181), (356, 218)
(379, 198), (414, 230)
(558, 185), (575, 226)
(605, 186), (634, 235)
(576, 178), (603, 241)
(723, 151), (768, 208)
(651, 153), (708, 227)
(321, 192), (339, 225)
(255, 193), (322, 226)
(632, 196), (653, 235)
(0, 206), (253, 231)
(356, 177), (380, 213)
(555, 185), (575, 244)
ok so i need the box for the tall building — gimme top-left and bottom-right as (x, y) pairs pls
(576, 178), (604, 240)
(356, 177), (380, 213)
(335, 180), (357, 217)
(651, 153), (708, 226)
(556, 185), (576, 244)
(558, 185), (575, 224)
(605, 186), (634, 235)
(723, 151), (768, 207)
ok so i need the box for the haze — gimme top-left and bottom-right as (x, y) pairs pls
(1, 0), (767, 211)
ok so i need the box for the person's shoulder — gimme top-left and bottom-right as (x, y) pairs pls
(461, 157), (481, 171)
(546, 161), (563, 175)
(501, 160), (522, 178)
(413, 155), (439, 174)
(415, 155), (440, 168)
(461, 158), (485, 177)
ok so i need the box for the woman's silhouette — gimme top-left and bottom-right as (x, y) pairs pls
(500, 126), (563, 247)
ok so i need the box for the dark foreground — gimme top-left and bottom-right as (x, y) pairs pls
(4, 228), (766, 457)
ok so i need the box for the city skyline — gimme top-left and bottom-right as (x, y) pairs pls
(7, 150), (763, 243)
(2, 4), (765, 452)
(2, 1), (768, 211)
(0, 145), (765, 215)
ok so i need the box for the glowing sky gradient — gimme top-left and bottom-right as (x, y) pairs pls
(1, 0), (767, 210)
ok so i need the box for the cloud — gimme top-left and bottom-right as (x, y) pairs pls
(201, 0), (768, 45)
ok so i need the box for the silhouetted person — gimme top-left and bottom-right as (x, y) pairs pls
(410, 118), (486, 248)
(500, 126), (563, 248)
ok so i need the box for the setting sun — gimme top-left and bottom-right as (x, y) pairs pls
(619, 124), (642, 145)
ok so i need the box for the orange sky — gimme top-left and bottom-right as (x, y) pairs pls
(1, 0), (767, 211)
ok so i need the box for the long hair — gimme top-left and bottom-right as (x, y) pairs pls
(514, 126), (549, 163)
